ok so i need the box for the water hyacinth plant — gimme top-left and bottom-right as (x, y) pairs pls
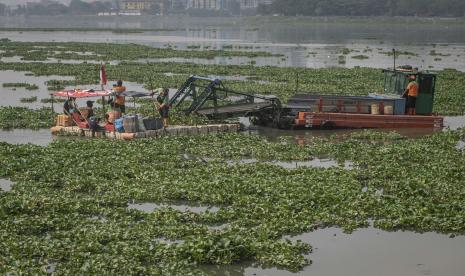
(0, 107), (55, 129)
(1, 61), (465, 115)
(2, 82), (39, 90)
(0, 129), (464, 274)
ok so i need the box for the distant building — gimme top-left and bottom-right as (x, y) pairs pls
(120, 0), (164, 14)
(139, 0), (273, 14)
(239, 0), (257, 9)
(120, 0), (151, 10)
(240, 0), (271, 10)
(187, 0), (223, 10)
(170, 0), (188, 10)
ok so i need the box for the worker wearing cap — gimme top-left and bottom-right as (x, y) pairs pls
(403, 75), (418, 115)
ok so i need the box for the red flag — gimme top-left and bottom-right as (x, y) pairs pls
(100, 63), (107, 85)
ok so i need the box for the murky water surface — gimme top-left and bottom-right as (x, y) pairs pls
(456, 140), (465, 150)
(0, 128), (52, 146)
(0, 114), (463, 147)
(0, 70), (74, 109)
(127, 201), (219, 214)
(1, 16), (465, 70)
(225, 158), (353, 169)
(0, 178), (14, 192)
(444, 115), (465, 130)
(201, 227), (465, 276)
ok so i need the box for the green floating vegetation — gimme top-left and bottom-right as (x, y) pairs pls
(19, 96), (37, 103)
(0, 41), (464, 116)
(430, 50), (451, 57)
(0, 107), (55, 129)
(0, 40), (281, 62)
(0, 129), (464, 274)
(380, 51), (419, 57)
(341, 48), (353, 55)
(2, 82), (39, 90)
(40, 98), (66, 104)
(351, 55), (370, 60)
(46, 80), (67, 91)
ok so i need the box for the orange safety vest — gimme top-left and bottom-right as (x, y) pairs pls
(406, 81), (418, 97)
(115, 94), (125, 105)
(113, 86), (126, 93)
(113, 86), (126, 105)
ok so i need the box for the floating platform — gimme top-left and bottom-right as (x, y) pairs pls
(50, 124), (240, 140)
(295, 112), (444, 129)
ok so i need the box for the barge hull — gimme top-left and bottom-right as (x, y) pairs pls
(295, 112), (444, 129)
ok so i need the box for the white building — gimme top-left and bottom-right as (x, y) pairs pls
(239, 0), (258, 9)
(187, 0), (222, 10)
(170, 0), (188, 10)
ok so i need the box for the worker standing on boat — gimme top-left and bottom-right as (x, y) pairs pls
(403, 75), (419, 115)
(112, 80), (126, 114)
(158, 88), (170, 128)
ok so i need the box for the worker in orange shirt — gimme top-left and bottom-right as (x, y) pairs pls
(403, 75), (418, 115)
(112, 80), (126, 114)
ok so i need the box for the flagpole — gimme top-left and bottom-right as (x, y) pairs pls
(100, 62), (107, 120)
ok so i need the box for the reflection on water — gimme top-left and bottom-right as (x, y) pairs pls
(127, 201), (220, 214)
(249, 115), (464, 144)
(0, 178), (14, 192)
(201, 227), (465, 276)
(2, 34), (464, 70)
(1, 16), (465, 70)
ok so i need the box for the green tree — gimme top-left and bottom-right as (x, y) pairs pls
(69, 0), (93, 14)
(258, 0), (465, 17)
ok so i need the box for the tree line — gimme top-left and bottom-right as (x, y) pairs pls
(258, 0), (465, 17)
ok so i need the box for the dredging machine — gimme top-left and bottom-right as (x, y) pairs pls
(169, 67), (443, 129)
